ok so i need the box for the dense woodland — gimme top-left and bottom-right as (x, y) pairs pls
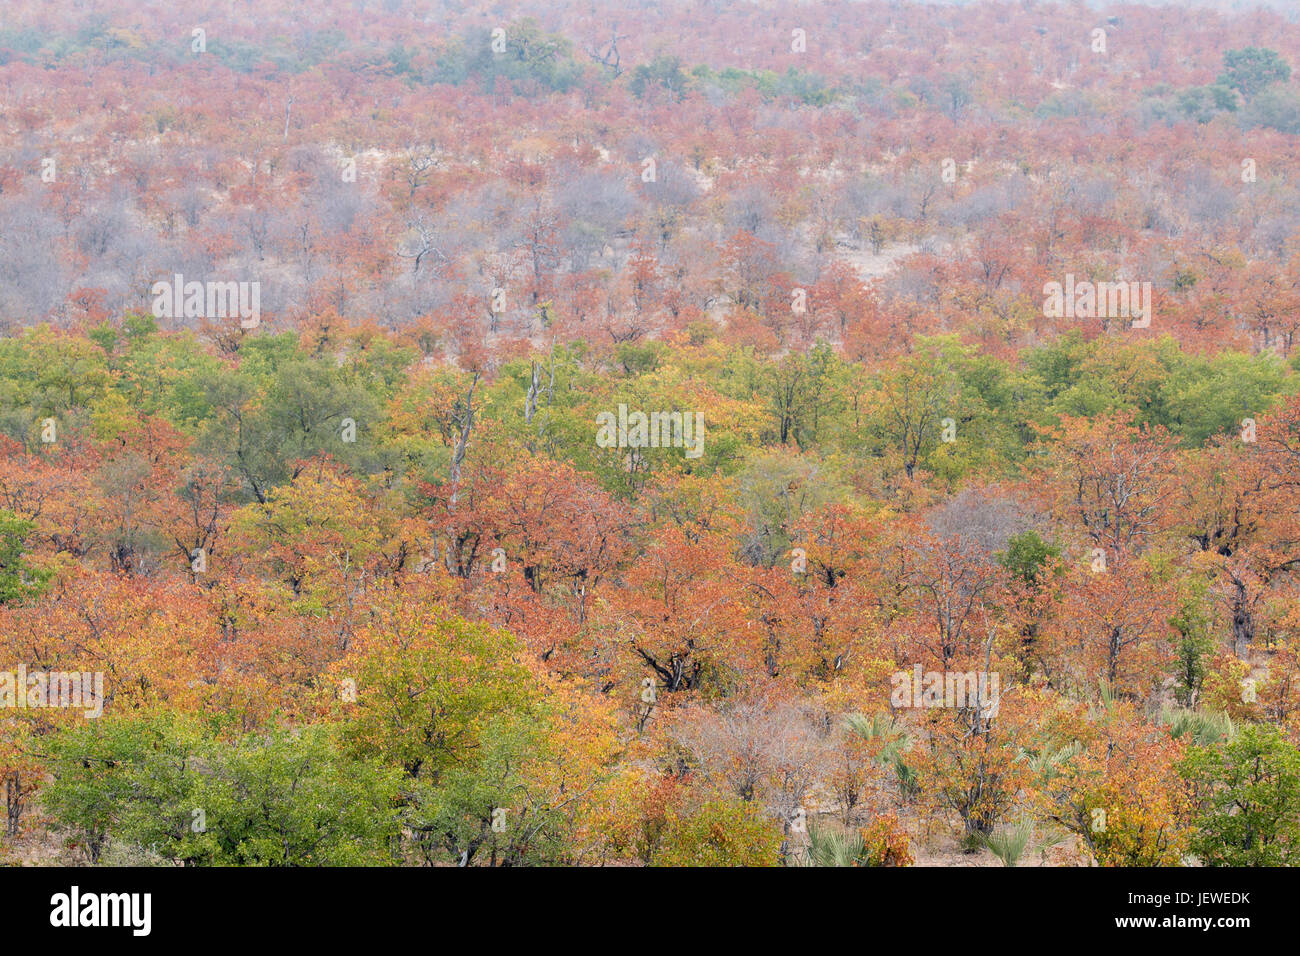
(2, 0), (1300, 867)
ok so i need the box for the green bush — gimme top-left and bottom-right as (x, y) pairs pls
(652, 799), (783, 867)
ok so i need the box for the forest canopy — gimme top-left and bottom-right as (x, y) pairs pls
(1, 0), (1299, 869)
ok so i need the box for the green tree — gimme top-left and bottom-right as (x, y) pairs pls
(630, 55), (691, 102)
(42, 715), (403, 866)
(343, 604), (610, 865)
(198, 346), (383, 502)
(0, 509), (51, 603)
(1219, 47), (1292, 100)
(1160, 351), (1290, 445)
(1241, 82), (1300, 135)
(1180, 724), (1300, 866)
(997, 531), (1060, 586)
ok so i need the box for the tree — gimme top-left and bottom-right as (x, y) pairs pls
(1181, 724), (1300, 866)
(339, 593), (617, 865)
(1040, 562), (1176, 699)
(0, 509), (51, 603)
(868, 339), (967, 480)
(1037, 413), (1178, 568)
(41, 715), (403, 866)
(1042, 697), (1194, 867)
(1218, 48), (1292, 100)
(629, 55), (691, 102)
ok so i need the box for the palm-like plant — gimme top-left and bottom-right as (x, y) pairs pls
(1161, 706), (1235, 747)
(981, 818), (1036, 866)
(804, 820), (867, 867)
(1023, 740), (1082, 784)
(844, 713), (919, 801)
